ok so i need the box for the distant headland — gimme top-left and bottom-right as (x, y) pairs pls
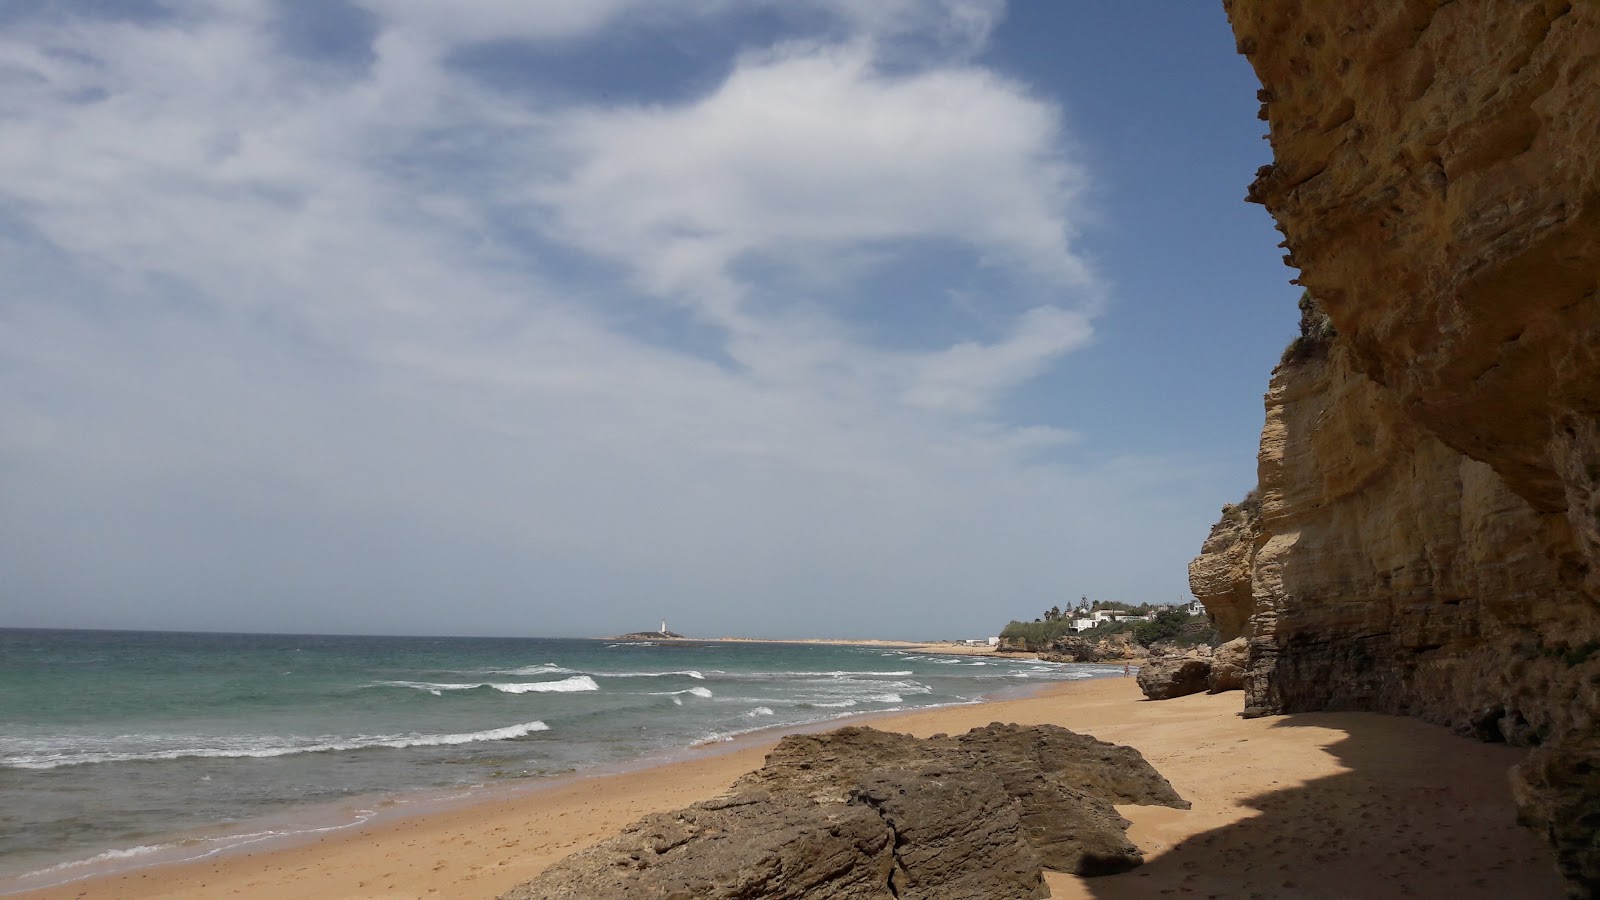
(607, 620), (687, 641)
(607, 630), (687, 641)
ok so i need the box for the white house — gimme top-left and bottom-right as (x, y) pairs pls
(1071, 610), (1150, 631)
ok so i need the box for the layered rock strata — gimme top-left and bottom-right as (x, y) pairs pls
(1212, 1), (1600, 892)
(499, 724), (1188, 900)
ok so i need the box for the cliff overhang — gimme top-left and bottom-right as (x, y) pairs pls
(1210, 1), (1600, 893)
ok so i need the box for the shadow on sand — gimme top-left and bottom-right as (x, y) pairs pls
(1080, 711), (1566, 899)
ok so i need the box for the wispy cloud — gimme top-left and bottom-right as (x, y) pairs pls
(538, 40), (1091, 313)
(0, 1), (1203, 636)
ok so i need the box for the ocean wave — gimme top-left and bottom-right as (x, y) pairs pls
(491, 676), (600, 694)
(22, 842), (170, 875)
(13, 811), (387, 891)
(862, 680), (931, 694)
(744, 707), (775, 718)
(741, 670), (915, 680)
(650, 686), (713, 699)
(493, 663), (578, 676)
(377, 676), (599, 695)
(2, 721), (550, 770)
(594, 670), (706, 680)
(377, 680), (480, 695)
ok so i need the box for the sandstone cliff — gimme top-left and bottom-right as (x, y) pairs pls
(1211, 1), (1600, 892)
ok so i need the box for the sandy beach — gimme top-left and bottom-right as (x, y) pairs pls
(675, 637), (1031, 658)
(13, 677), (1562, 899)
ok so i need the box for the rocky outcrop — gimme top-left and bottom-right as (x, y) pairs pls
(1135, 656), (1212, 701)
(1188, 493), (1263, 642)
(1131, 640), (1246, 700)
(500, 724), (1189, 899)
(1217, 1), (1600, 893)
(1038, 630), (1143, 663)
(502, 794), (897, 900)
(1206, 638), (1248, 694)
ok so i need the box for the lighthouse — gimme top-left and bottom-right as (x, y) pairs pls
(660, 619), (668, 635)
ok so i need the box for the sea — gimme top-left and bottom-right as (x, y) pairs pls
(0, 628), (1115, 892)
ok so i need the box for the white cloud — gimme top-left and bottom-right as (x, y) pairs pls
(358, 0), (690, 46)
(538, 41), (1091, 320)
(810, 0), (1006, 54)
(531, 39), (1098, 410)
(903, 306), (1094, 413)
(357, 0), (1005, 53)
(0, 2), (1209, 637)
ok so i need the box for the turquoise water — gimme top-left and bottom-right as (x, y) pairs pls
(0, 628), (1113, 889)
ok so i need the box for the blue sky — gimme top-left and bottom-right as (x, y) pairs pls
(0, 1), (1293, 639)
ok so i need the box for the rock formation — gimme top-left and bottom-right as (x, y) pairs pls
(1035, 630), (1143, 663)
(1209, 1), (1600, 892)
(499, 724), (1189, 899)
(1135, 656), (1213, 701)
(1205, 638), (1248, 693)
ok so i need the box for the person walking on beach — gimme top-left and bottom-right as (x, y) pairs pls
(1122, 662), (1130, 678)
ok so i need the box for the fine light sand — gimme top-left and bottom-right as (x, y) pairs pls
(15, 678), (1563, 899)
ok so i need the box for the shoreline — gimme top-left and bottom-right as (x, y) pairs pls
(610, 634), (1039, 656)
(0, 666), (1096, 896)
(5, 675), (1564, 899)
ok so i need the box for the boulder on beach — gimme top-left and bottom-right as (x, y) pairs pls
(499, 723), (1188, 899)
(1136, 655), (1213, 701)
(1206, 638), (1248, 694)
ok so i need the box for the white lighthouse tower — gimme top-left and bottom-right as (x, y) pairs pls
(660, 619), (668, 635)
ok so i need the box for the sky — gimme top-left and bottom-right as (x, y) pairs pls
(0, 1), (1295, 639)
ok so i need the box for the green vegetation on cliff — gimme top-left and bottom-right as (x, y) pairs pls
(999, 619), (1080, 646)
(1001, 607), (1216, 652)
(1280, 290), (1335, 364)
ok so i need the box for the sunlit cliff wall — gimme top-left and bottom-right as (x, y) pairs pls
(1204, 1), (1600, 891)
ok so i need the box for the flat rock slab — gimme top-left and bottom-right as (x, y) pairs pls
(501, 723), (1187, 900)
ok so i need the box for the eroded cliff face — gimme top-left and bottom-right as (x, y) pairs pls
(1207, 328), (1599, 735)
(1213, 1), (1600, 892)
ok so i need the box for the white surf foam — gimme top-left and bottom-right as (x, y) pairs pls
(650, 686), (714, 699)
(495, 663), (577, 676)
(3, 721), (550, 770)
(378, 675), (598, 695)
(743, 670), (914, 680)
(22, 843), (169, 875)
(490, 676), (600, 694)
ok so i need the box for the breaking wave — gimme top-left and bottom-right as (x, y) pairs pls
(378, 676), (599, 695)
(4, 721), (550, 770)
(493, 663), (577, 677)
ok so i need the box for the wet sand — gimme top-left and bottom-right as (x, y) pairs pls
(12, 677), (1562, 899)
